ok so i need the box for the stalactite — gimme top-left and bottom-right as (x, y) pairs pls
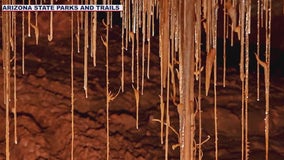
(165, 46), (170, 160)
(160, 0), (169, 89)
(12, 0), (17, 145)
(3, 57), (5, 106)
(124, 0), (130, 51)
(136, 0), (140, 93)
(248, 0), (251, 34)
(135, 9), (141, 127)
(177, 1), (184, 158)
(22, 0), (25, 74)
(241, 78), (245, 160)
(76, 10), (80, 53)
(223, 0), (227, 87)
(156, 0), (159, 20)
(169, 64), (177, 104)
(255, 54), (270, 160)
(205, 48), (216, 96)
(70, 2), (75, 159)
(110, 0), (113, 28)
(105, 86), (120, 159)
(182, 0), (195, 159)
(214, 65), (218, 160)
(101, 6), (114, 158)
(170, 0), (177, 104)
(197, 48), (203, 160)
(91, 0), (97, 66)
(257, 0), (260, 101)
(2, 48), (5, 105)
(264, 0), (268, 30)
(48, 0), (54, 41)
(194, 22), (199, 82)
(212, 1), (219, 159)
(101, 17), (110, 160)
(34, 0), (39, 45)
(147, 38), (151, 78)
(2, 0), (11, 158)
(30, 23), (39, 45)
(245, 1), (251, 159)
(239, 0), (245, 159)
(202, 0), (207, 28)
(208, 0), (212, 54)
(260, 0), (263, 27)
(28, 0), (31, 37)
(138, 0), (142, 29)
(264, 0), (271, 159)
(151, 2), (155, 37)
(132, 0), (136, 33)
(83, 0), (89, 98)
(80, 0), (84, 30)
(126, 0), (130, 49)
(130, 32), (135, 83)
(195, 0), (203, 159)
(230, 13), (234, 46)
(160, 96), (165, 145)
(226, 5), (229, 39)
(141, 0), (146, 95)
(159, 0), (165, 144)
(173, 1), (178, 55)
(146, 0), (152, 79)
(10, 1), (14, 53)
(120, 0), (125, 92)
(225, 0), (240, 43)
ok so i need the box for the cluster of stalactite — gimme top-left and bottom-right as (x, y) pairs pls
(1, 0), (274, 160)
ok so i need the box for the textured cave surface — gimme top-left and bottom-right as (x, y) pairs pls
(0, 2), (284, 160)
